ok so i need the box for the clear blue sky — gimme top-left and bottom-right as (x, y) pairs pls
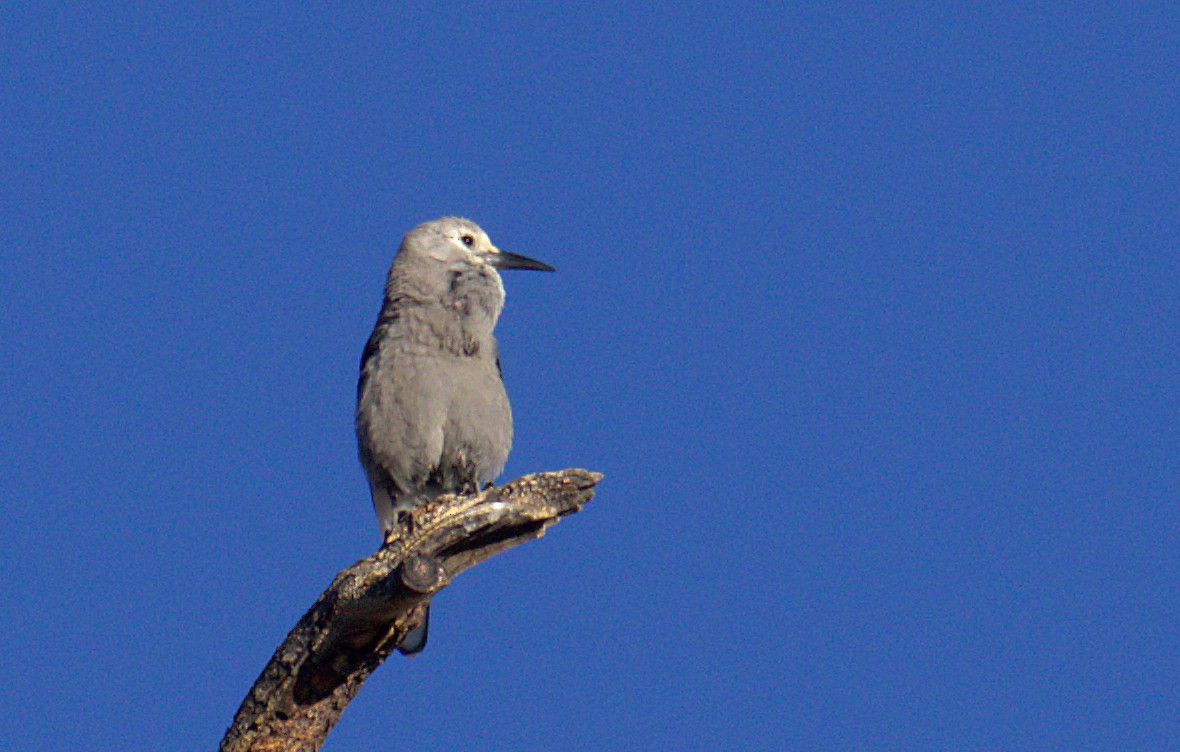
(2, 4), (1177, 750)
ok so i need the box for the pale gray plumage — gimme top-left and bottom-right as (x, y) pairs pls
(355, 216), (553, 653)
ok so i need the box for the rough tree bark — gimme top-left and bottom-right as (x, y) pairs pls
(218, 468), (602, 752)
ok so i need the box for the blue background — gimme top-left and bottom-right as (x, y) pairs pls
(2, 4), (1177, 750)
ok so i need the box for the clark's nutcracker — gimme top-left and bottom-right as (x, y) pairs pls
(356, 216), (554, 654)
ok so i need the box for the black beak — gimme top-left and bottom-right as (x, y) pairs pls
(489, 250), (556, 273)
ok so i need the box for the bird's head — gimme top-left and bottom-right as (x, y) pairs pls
(401, 216), (555, 274)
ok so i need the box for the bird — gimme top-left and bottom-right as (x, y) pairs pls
(355, 216), (554, 654)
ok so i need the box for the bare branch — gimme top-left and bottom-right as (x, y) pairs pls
(219, 468), (602, 752)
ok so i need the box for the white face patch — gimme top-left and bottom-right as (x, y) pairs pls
(450, 228), (497, 264)
(427, 247), (455, 264)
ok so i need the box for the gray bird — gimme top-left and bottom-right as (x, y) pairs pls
(356, 216), (554, 654)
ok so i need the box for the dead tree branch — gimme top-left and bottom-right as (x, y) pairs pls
(218, 468), (602, 752)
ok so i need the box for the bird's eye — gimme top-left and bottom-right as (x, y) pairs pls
(460, 234), (475, 247)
